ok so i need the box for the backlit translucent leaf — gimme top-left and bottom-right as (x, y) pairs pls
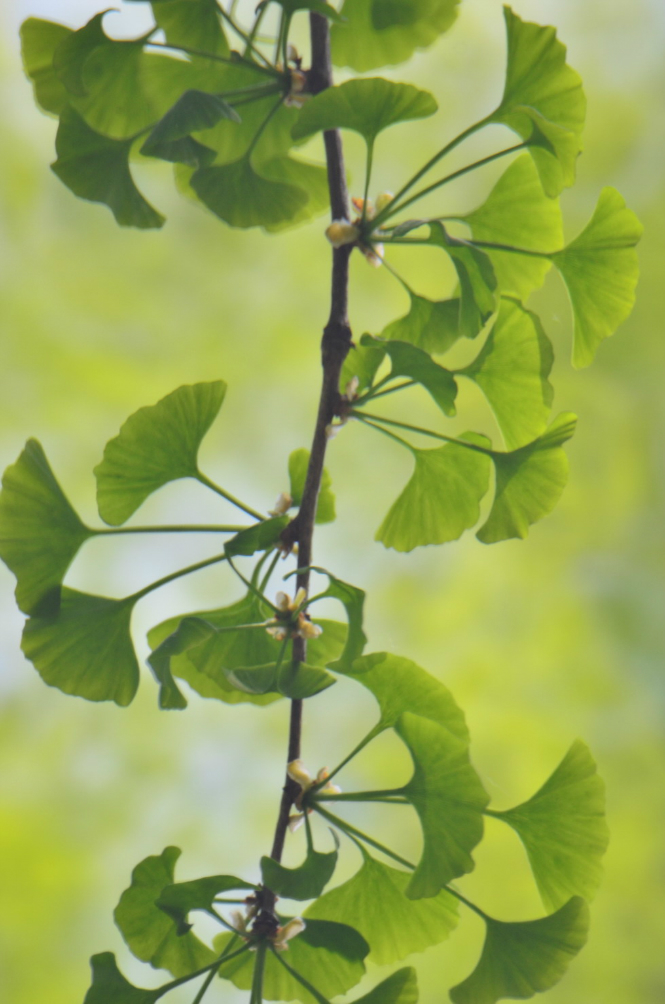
(217, 918), (369, 1002)
(291, 78), (437, 146)
(460, 155), (563, 298)
(83, 953), (161, 1004)
(353, 968), (419, 1004)
(340, 338), (387, 395)
(307, 848), (458, 964)
(460, 298), (553, 449)
(115, 847), (216, 978)
(493, 740), (609, 911)
(331, 0), (460, 72)
(151, 0), (230, 59)
(477, 413), (576, 544)
(156, 873), (256, 935)
(142, 89), (239, 167)
(340, 652), (468, 743)
(396, 712), (489, 897)
(95, 381), (226, 525)
(0, 439), (92, 616)
(362, 335), (457, 416)
(52, 11), (113, 97)
(449, 897), (589, 1004)
(147, 616), (216, 710)
(51, 106), (165, 229)
(257, 156), (330, 231)
(380, 293), (461, 356)
(551, 187), (643, 367)
(20, 18), (72, 115)
(225, 516), (290, 557)
(21, 588), (139, 707)
(428, 224), (497, 338)
(489, 7), (586, 197)
(304, 568), (366, 672)
(261, 841), (338, 900)
(376, 435), (491, 551)
(191, 156), (309, 230)
(289, 449), (336, 524)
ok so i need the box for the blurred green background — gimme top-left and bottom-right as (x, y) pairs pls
(1, 1), (663, 1002)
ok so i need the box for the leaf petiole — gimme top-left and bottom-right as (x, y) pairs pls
(196, 469), (265, 520)
(97, 524), (249, 536)
(355, 411), (494, 456)
(271, 947), (331, 1004)
(310, 722), (384, 789)
(227, 555), (280, 612)
(128, 552), (228, 603)
(312, 804), (415, 870)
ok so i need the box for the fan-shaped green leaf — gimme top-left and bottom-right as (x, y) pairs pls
(449, 897), (589, 1004)
(257, 156), (330, 230)
(228, 660), (336, 699)
(380, 293), (461, 356)
(428, 224), (497, 338)
(147, 616), (216, 710)
(94, 381), (226, 525)
(191, 156), (309, 229)
(83, 953), (161, 1004)
(307, 848), (458, 964)
(460, 298), (553, 449)
(261, 841), (338, 901)
(51, 106), (165, 229)
(477, 413), (576, 544)
(493, 740), (609, 911)
(331, 0), (460, 72)
(20, 18), (72, 115)
(150, 0), (230, 59)
(488, 7), (586, 197)
(291, 78), (437, 146)
(289, 449), (336, 524)
(52, 11), (113, 97)
(362, 336), (457, 416)
(340, 338), (387, 395)
(460, 155), (563, 298)
(353, 968), (419, 1004)
(300, 568), (366, 672)
(0, 439), (92, 616)
(551, 187), (643, 367)
(21, 588), (139, 707)
(155, 873), (256, 935)
(115, 847), (216, 978)
(376, 434), (491, 552)
(141, 89), (239, 167)
(225, 516), (290, 557)
(396, 712), (489, 897)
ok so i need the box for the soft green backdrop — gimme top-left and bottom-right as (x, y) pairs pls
(1, 1), (663, 1002)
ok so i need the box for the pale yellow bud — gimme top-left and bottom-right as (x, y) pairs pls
(287, 759), (313, 791)
(273, 917), (306, 951)
(288, 813), (305, 833)
(297, 615), (323, 640)
(344, 375), (359, 400)
(375, 191), (394, 213)
(275, 591), (291, 612)
(266, 624), (288, 641)
(293, 587), (307, 609)
(325, 220), (360, 248)
(362, 243), (384, 267)
(269, 491), (293, 516)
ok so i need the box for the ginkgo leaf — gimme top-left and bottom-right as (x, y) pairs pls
(20, 18), (72, 115)
(340, 338), (387, 395)
(488, 7), (586, 197)
(225, 516), (289, 557)
(289, 449), (336, 524)
(362, 336), (457, 416)
(83, 953), (161, 1004)
(460, 155), (563, 298)
(376, 434), (491, 552)
(114, 847), (216, 978)
(21, 588), (139, 707)
(551, 187), (643, 367)
(191, 156), (309, 229)
(381, 293), (461, 356)
(228, 660), (336, 700)
(155, 873), (256, 935)
(449, 897), (589, 1004)
(477, 413), (576, 544)
(268, 0), (344, 21)
(331, 0), (460, 73)
(291, 78), (437, 146)
(51, 106), (165, 229)
(353, 968), (419, 1004)
(492, 740), (609, 911)
(52, 10), (114, 97)
(0, 439), (92, 616)
(307, 847), (458, 964)
(147, 616), (216, 711)
(297, 568), (366, 672)
(150, 0), (230, 59)
(460, 298), (554, 449)
(258, 156), (330, 231)
(141, 89), (239, 167)
(428, 224), (497, 338)
(261, 841), (339, 900)
(396, 712), (489, 897)
(94, 381), (226, 525)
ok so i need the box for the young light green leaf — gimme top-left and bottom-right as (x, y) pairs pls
(340, 338), (387, 395)
(460, 298), (553, 449)
(114, 847), (216, 978)
(151, 0), (230, 58)
(380, 294), (461, 356)
(141, 89), (240, 167)
(289, 449), (336, 524)
(477, 413), (576, 544)
(291, 78), (437, 146)
(94, 381), (226, 525)
(488, 7), (586, 197)
(459, 155), (563, 298)
(21, 589), (139, 707)
(191, 156), (309, 230)
(225, 516), (289, 557)
(428, 224), (497, 339)
(83, 953), (161, 1004)
(0, 439), (92, 616)
(51, 106), (165, 229)
(396, 712), (489, 897)
(449, 897), (589, 1004)
(301, 568), (366, 672)
(261, 841), (339, 901)
(147, 616), (217, 711)
(352, 968), (419, 1004)
(362, 336), (457, 416)
(493, 740), (609, 911)
(307, 849), (458, 965)
(551, 187), (643, 367)
(376, 435), (491, 552)
(20, 18), (72, 115)
(331, 0), (460, 72)
(155, 874), (257, 935)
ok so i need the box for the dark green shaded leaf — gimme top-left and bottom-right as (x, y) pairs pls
(191, 156), (308, 229)
(156, 874), (256, 935)
(0, 439), (92, 616)
(381, 293), (461, 356)
(488, 7), (586, 197)
(115, 847), (216, 978)
(331, 0), (460, 72)
(493, 740), (609, 911)
(428, 223), (497, 339)
(353, 968), (419, 1004)
(142, 90), (240, 167)
(225, 516), (289, 557)
(302, 568), (366, 672)
(376, 434), (491, 551)
(151, 0), (230, 59)
(95, 381), (226, 525)
(292, 78), (437, 146)
(261, 841), (338, 900)
(477, 413), (576, 543)
(83, 953), (161, 1004)
(22, 588), (139, 707)
(20, 18), (72, 115)
(228, 660), (336, 699)
(362, 336), (457, 416)
(52, 11), (111, 97)
(147, 616), (217, 710)
(396, 712), (489, 897)
(340, 337), (387, 395)
(257, 156), (330, 231)
(449, 897), (589, 1004)
(307, 848), (458, 964)
(288, 449), (336, 524)
(51, 106), (165, 229)
(269, 0), (344, 21)
(460, 298), (553, 449)
(551, 187), (643, 367)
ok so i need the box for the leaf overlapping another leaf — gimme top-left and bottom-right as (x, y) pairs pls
(427, 223), (497, 339)
(83, 953), (161, 1004)
(380, 293), (461, 356)
(261, 839), (339, 901)
(155, 872), (256, 935)
(361, 335), (458, 416)
(20, 18), (72, 115)
(331, 0), (460, 72)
